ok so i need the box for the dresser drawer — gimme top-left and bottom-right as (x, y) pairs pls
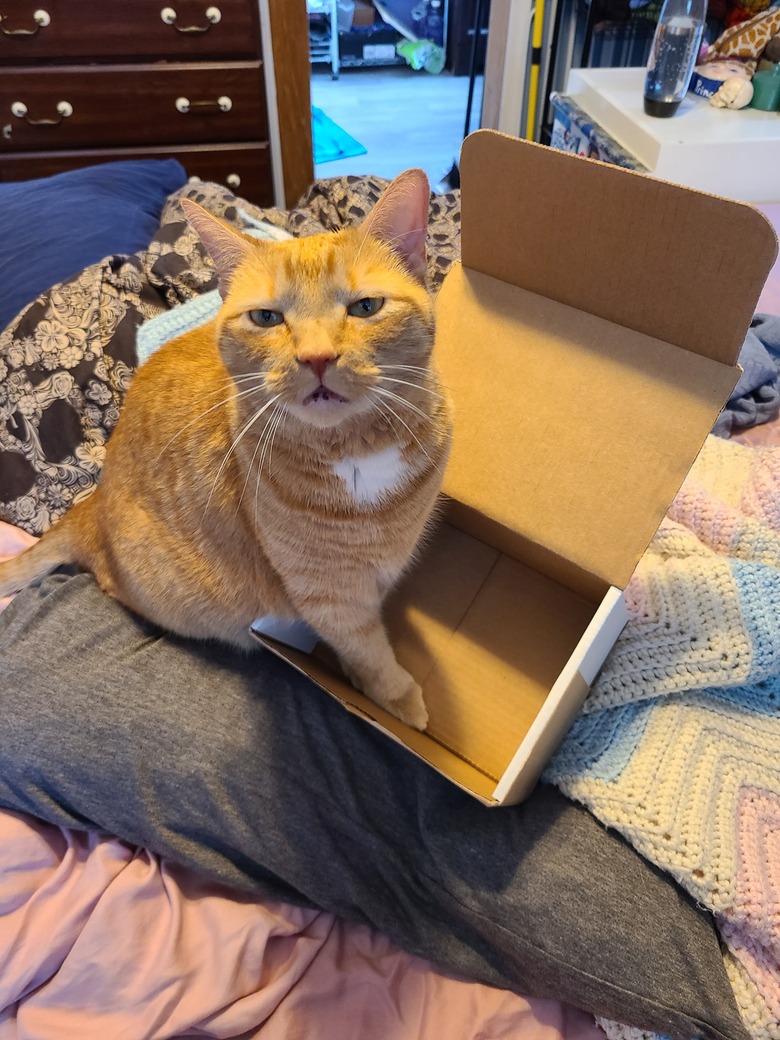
(0, 143), (274, 208)
(0, 0), (259, 62)
(0, 63), (268, 152)
(174, 142), (274, 205)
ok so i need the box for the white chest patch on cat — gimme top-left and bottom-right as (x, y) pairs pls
(333, 445), (409, 505)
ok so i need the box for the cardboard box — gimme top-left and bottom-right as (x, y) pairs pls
(256, 131), (778, 806)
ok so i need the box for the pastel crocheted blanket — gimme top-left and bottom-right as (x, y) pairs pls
(546, 434), (780, 1040)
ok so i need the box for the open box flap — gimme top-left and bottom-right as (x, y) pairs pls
(436, 264), (740, 590)
(436, 132), (779, 591)
(458, 131), (778, 364)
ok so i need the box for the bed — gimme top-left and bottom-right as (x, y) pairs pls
(0, 157), (778, 1040)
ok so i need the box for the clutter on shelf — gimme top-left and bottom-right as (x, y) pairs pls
(549, 92), (649, 168)
(307, 0), (447, 75)
(694, 2), (780, 110)
(373, 0), (446, 73)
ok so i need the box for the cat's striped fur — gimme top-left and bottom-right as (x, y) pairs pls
(0, 170), (452, 729)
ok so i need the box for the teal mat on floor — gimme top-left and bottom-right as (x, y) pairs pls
(312, 106), (367, 165)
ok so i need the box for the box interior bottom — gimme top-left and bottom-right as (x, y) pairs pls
(384, 522), (599, 782)
(260, 521), (602, 800)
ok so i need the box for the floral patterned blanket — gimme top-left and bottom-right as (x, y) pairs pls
(0, 176), (461, 534)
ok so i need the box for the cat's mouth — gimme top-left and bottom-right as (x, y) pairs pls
(303, 385), (349, 406)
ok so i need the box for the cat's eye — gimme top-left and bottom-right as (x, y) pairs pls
(249, 308), (284, 328)
(347, 296), (385, 318)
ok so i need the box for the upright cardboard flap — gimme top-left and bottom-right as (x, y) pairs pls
(435, 265), (739, 591)
(435, 132), (777, 592)
(459, 131), (778, 365)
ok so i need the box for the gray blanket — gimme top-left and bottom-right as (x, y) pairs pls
(713, 313), (780, 436)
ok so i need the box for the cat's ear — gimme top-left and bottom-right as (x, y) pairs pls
(360, 169), (429, 282)
(180, 199), (256, 296)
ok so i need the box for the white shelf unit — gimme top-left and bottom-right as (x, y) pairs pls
(308, 0), (340, 77)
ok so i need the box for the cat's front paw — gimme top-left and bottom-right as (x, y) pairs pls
(386, 679), (429, 731)
(377, 667), (428, 731)
(341, 660), (428, 731)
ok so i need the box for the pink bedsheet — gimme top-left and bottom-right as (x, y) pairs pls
(0, 523), (602, 1040)
(756, 203), (780, 317)
(0, 523), (35, 613)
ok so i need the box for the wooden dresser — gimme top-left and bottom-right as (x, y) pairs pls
(0, 0), (282, 206)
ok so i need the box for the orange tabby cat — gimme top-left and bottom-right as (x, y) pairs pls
(0, 170), (452, 729)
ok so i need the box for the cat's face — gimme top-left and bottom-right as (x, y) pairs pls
(181, 169), (434, 432)
(214, 228), (435, 430)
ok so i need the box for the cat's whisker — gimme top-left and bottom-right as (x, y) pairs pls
(368, 394), (400, 439)
(247, 403), (284, 520)
(156, 380), (268, 462)
(189, 374), (266, 407)
(369, 390), (433, 465)
(261, 404), (287, 481)
(372, 385), (431, 424)
(236, 415), (269, 514)
(201, 393), (282, 525)
(256, 404), (280, 479)
(201, 372), (264, 390)
(380, 364), (437, 382)
(237, 401), (285, 516)
(378, 376), (444, 400)
(252, 405), (286, 528)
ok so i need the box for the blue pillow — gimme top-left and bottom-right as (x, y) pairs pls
(0, 159), (188, 331)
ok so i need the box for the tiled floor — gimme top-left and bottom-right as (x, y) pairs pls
(310, 65), (484, 190)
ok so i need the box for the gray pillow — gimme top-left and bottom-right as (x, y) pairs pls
(0, 571), (749, 1040)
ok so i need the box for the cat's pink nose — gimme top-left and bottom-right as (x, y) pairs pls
(297, 353), (338, 383)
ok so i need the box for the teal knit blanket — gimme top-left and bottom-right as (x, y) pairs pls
(136, 215), (292, 366)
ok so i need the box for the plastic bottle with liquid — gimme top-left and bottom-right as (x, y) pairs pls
(643, 0), (707, 118)
(426, 0), (444, 45)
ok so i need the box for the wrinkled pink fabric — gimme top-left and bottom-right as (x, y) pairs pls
(0, 521), (602, 1040)
(0, 522), (36, 613)
(0, 809), (604, 1040)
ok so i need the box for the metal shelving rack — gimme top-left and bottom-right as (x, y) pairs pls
(308, 0), (341, 77)
(309, 1), (447, 77)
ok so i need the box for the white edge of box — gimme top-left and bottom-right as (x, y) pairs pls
(492, 586), (628, 805)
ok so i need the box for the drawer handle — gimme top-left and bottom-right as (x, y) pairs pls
(175, 95), (232, 114)
(226, 173), (241, 188)
(11, 99), (73, 125)
(0, 8), (51, 35)
(160, 5), (221, 32)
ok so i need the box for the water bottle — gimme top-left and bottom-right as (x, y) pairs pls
(643, 0), (707, 117)
(426, 0), (444, 45)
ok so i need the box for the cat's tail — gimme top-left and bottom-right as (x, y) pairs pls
(0, 521), (78, 598)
